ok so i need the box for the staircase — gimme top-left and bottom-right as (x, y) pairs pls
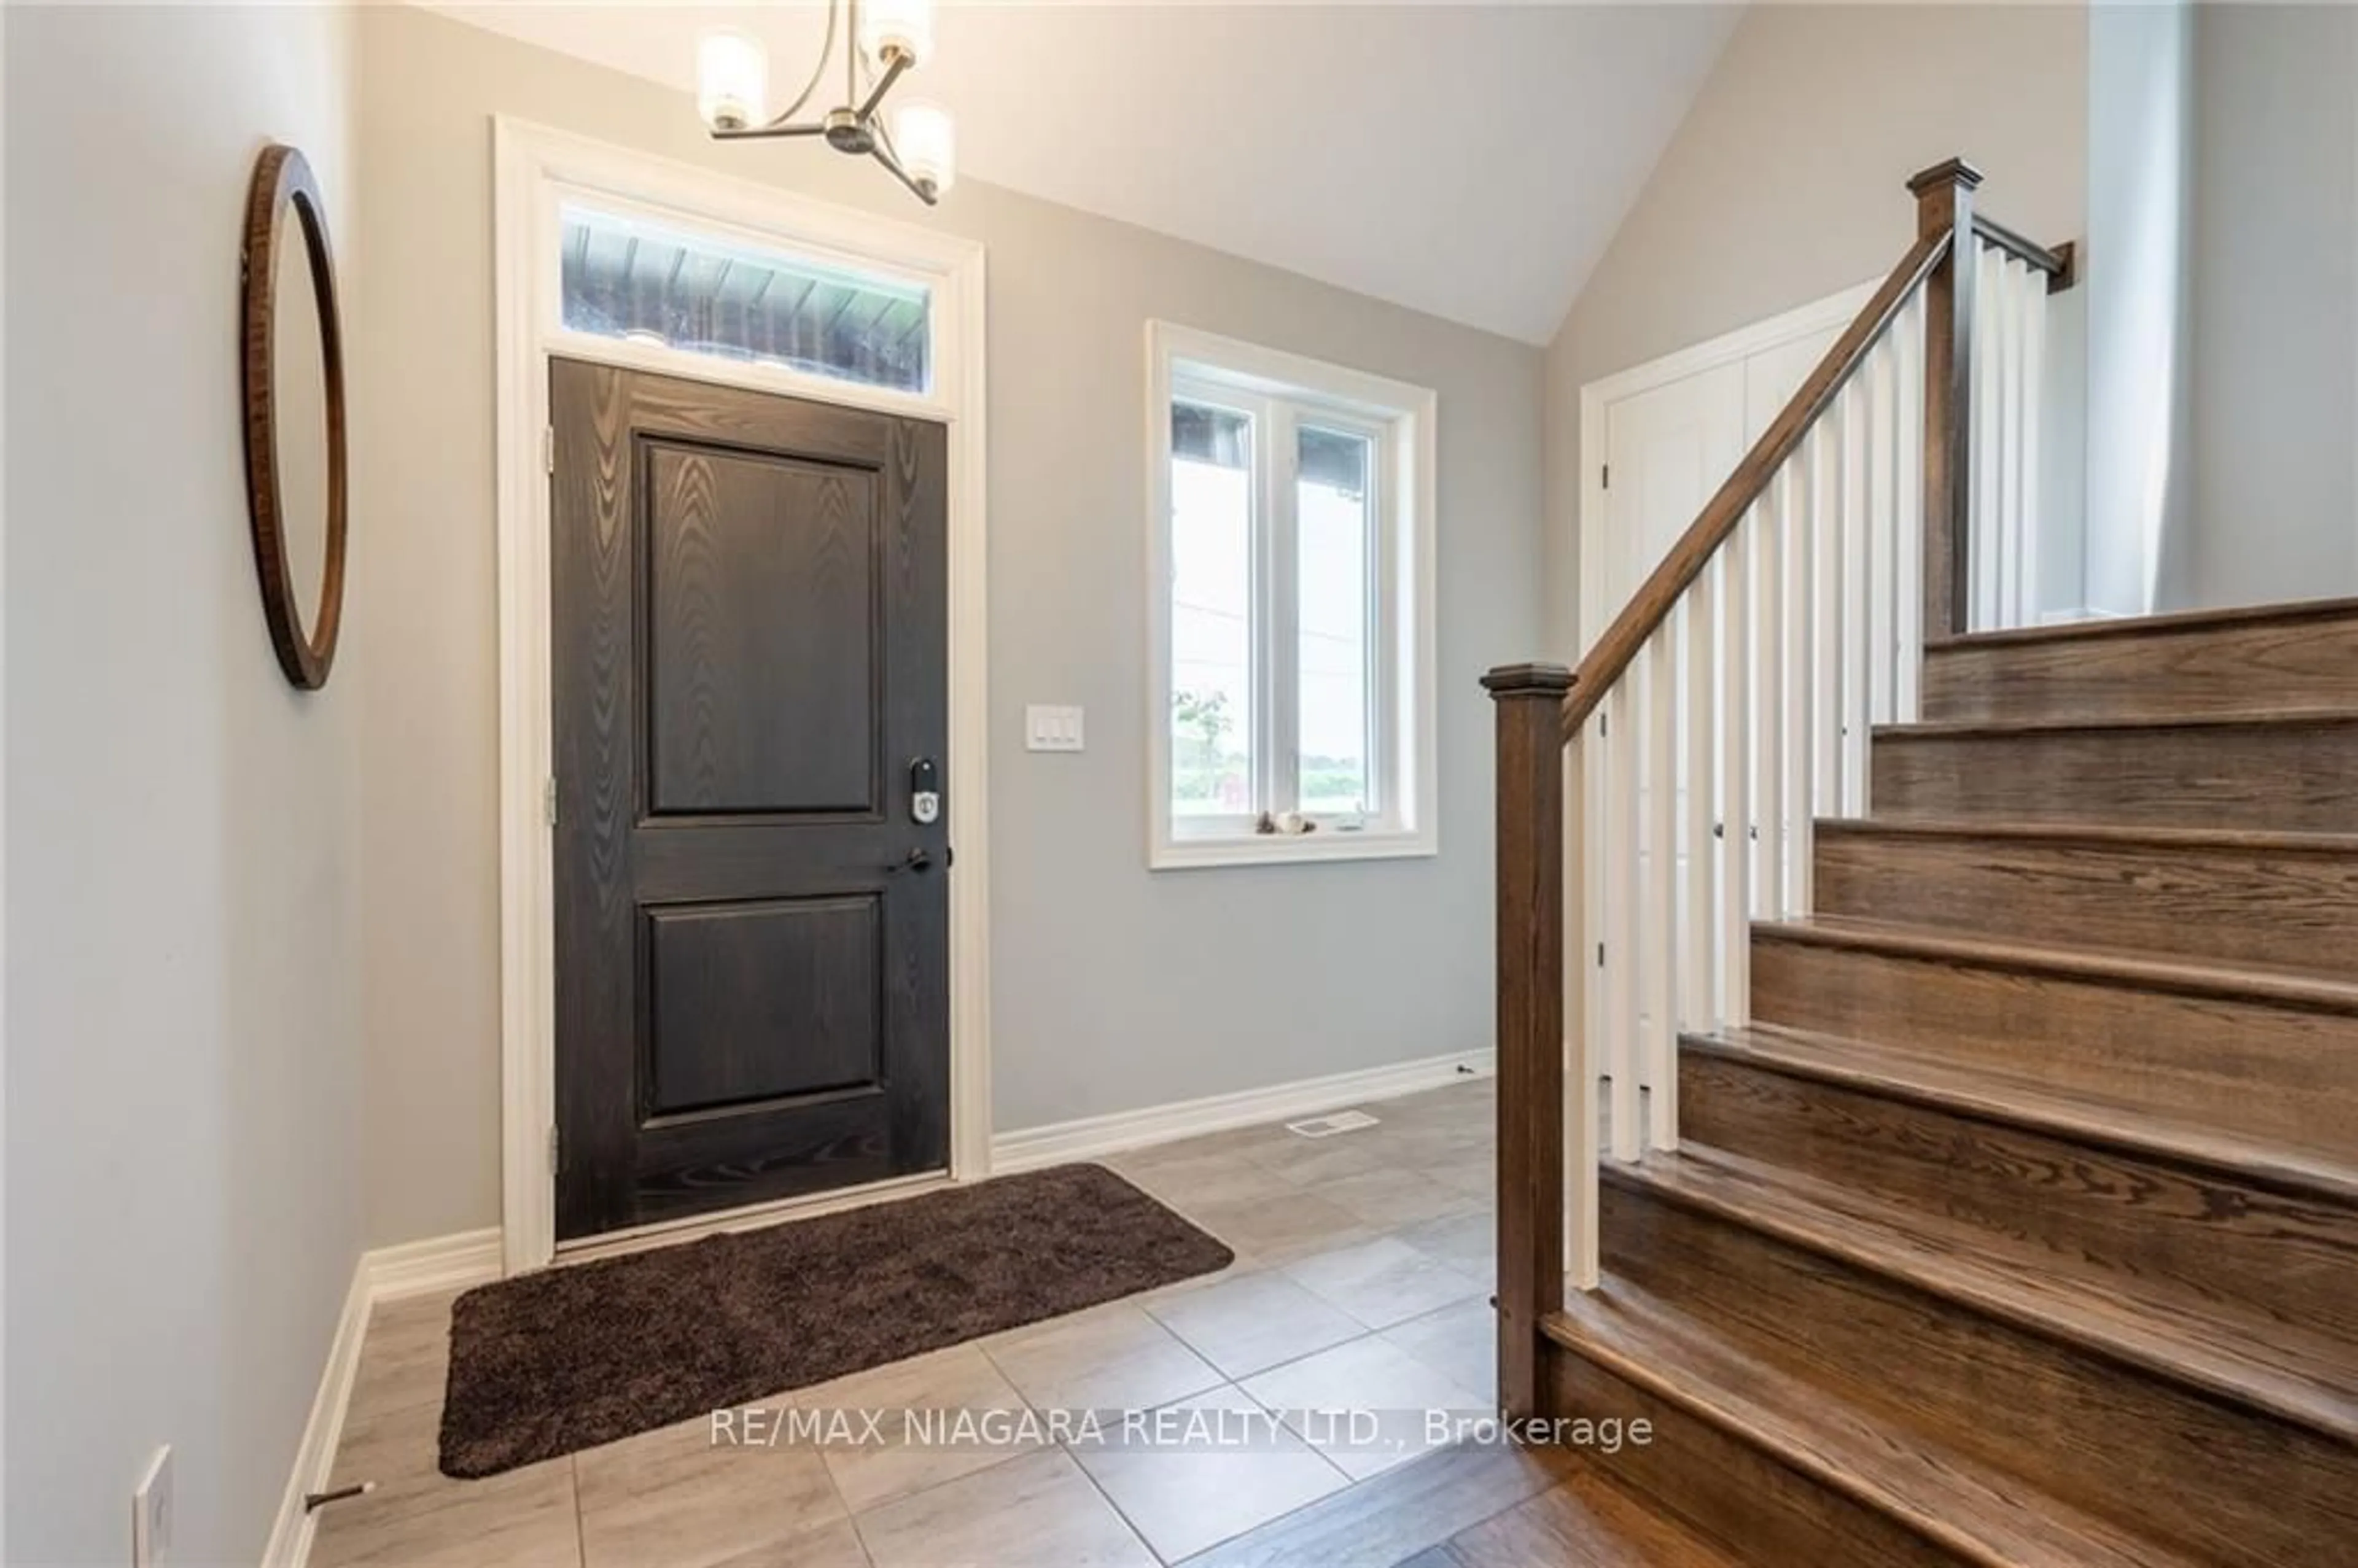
(1485, 161), (2358, 1566)
(1563, 604), (2358, 1565)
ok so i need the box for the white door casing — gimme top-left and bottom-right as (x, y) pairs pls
(492, 119), (990, 1274)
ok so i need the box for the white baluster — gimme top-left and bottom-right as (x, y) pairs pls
(1812, 414), (1845, 817)
(1717, 527), (1752, 1025)
(1563, 736), (1598, 1289)
(1582, 709), (1604, 1110)
(1894, 294), (1927, 721)
(1869, 334), (1901, 726)
(1839, 378), (1872, 815)
(1645, 631), (1677, 1151)
(1756, 474), (1786, 922)
(1783, 444), (1815, 914)
(1999, 257), (2030, 628)
(1606, 678), (1640, 1160)
(1681, 584), (1714, 1036)
(1972, 249), (2004, 630)
(2017, 263), (2046, 634)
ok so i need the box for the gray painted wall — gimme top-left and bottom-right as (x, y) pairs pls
(1542, 3), (2089, 653)
(354, 6), (1544, 1248)
(2085, 0), (2200, 616)
(2185, 1), (2358, 608)
(4, 6), (365, 1561)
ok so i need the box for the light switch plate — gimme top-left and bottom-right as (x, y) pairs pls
(1025, 705), (1085, 753)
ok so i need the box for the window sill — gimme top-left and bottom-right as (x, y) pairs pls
(1149, 828), (1438, 872)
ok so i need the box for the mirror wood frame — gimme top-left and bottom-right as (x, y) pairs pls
(241, 142), (349, 691)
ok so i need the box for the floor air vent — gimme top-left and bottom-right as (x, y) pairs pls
(1284, 1109), (1380, 1139)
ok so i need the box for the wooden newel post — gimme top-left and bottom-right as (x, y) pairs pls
(1483, 661), (1573, 1423)
(1910, 156), (1982, 642)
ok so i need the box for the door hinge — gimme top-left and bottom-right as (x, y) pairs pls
(1598, 710), (1609, 738)
(547, 1125), (561, 1174)
(1600, 463), (1611, 490)
(1597, 942), (1606, 968)
(543, 425), (556, 475)
(543, 776), (558, 827)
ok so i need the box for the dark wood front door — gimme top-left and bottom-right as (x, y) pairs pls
(550, 359), (949, 1241)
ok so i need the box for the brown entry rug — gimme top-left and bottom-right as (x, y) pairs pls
(438, 1163), (1232, 1477)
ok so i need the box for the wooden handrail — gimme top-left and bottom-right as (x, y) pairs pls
(1559, 225), (1955, 740)
(1972, 214), (2077, 293)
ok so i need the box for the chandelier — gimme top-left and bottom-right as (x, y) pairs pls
(696, 0), (956, 205)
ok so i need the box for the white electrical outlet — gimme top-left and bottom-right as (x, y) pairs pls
(132, 1446), (173, 1568)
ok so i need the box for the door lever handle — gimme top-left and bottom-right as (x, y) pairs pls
(886, 848), (935, 875)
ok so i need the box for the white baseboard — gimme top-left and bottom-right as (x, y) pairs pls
(991, 1047), (1495, 1172)
(2037, 606), (2124, 626)
(367, 1227), (504, 1302)
(260, 1262), (371, 1568)
(263, 1228), (503, 1567)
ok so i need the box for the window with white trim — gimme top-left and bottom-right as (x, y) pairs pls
(1148, 324), (1437, 869)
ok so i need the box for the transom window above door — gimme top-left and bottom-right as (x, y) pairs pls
(1147, 323), (1438, 869)
(558, 202), (933, 395)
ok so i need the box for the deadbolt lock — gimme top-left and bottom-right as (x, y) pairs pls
(910, 757), (942, 825)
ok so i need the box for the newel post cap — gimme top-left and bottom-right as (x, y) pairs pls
(1907, 157), (1985, 197)
(1481, 661), (1575, 698)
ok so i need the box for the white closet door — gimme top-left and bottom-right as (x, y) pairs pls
(1600, 364), (1749, 611)
(1596, 362), (1745, 1095)
(1742, 325), (1843, 443)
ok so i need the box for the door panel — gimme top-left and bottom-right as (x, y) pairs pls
(645, 443), (879, 816)
(551, 359), (949, 1241)
(644, 896), (882, 1115)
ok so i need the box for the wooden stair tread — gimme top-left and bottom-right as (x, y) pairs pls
(1758, 912), (2358, 1013)
(1813, 816), (2358, 855)
(1609, 1133), (2358, 1446)
(1180, 1442), (1572, 1568)
(1544, 1279), (2206, 1568)
(1879, 706), (2358, 739)
(1924, 595), (2358, 651)
(1683, 1020), (2358, 1205)
(1431, 1465), (1764, 1568)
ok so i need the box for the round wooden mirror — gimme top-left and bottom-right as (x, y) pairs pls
(241, 144), (348, 691)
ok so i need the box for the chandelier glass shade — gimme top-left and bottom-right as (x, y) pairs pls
(696, 0), (956, 204)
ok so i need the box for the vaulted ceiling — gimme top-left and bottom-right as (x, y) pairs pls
(429, 2), (1743, 343)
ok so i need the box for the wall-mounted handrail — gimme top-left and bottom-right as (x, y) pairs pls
(1973, 214), (2076, 292)
(1560, 228), (1952, 740)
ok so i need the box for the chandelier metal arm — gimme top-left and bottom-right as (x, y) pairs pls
(710, 120), (831, 142)
(855, 48), (912, 123)
(768, 0), (839, 129)
(866, 85), (939, 205)
(870, 139), (940, 206)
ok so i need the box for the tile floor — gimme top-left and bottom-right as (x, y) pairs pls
(312, 1078), (1498, 1568)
